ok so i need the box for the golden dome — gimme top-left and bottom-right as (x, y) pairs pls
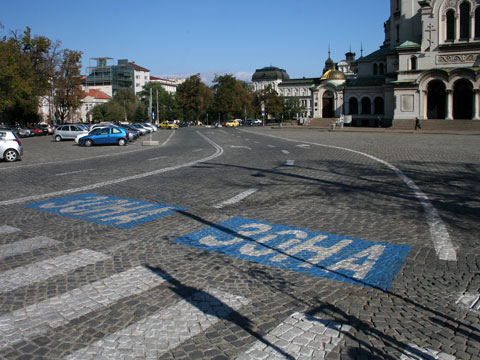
(321, 69), (346, 80)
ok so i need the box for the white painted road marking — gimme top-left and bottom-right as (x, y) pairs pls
(56, 168), (95, 176)
(230, 145), (252, 150)
(65, 288), (249, 360)
(0, 131), (224, 207)
(281, 150), (290, 154)
(0, 266), (166, 350)
(400, 344), (456, 359)
(236, 312), (351, 360)
(193, 148), (204, 152)
(297, 144), (311, 148)
(148, 156), (166, 161)
(242, 130), (457, 262)
(285, 160), (295, 166)
(0, 225), (21, 234)
(0, 236), (60, 260)
(0, 249), (111, 294)
(267, 145), (276, 148)
(213, 188), (258, 209)
(456, 292), (480, 311)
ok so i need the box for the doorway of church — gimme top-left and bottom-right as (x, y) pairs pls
(322, 91), (334, 118)
(427, 80), (446, 119)
(453, 79), (473, 119)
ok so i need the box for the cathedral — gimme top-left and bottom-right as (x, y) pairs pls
(251, 0), (480, 125)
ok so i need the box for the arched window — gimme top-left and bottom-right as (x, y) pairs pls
(460, 2), (471, 39)
(374, 97), (385, 115)
(373, 63), (378, 75)
(410, 56), (417, 70)
(379, 63), (385, 75)
(349, 98), (358, 115)
(361, 97), (371, 115)
(446, 10), (455, 40)
(475, 7), (480, 38)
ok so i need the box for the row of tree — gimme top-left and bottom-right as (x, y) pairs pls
(0, 24), (82, 125)
(0, 25), (306, 126)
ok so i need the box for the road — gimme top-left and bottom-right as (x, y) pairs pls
(0, 127), (479, 359)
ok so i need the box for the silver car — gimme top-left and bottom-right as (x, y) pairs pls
(53, 124), (89, 142)
(0, 129), (23, 162)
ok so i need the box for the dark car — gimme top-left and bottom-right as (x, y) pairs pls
(78, 126), (129, 147)
(117, 124), (140, 141)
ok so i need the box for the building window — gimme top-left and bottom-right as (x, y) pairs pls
(374, 97), (385, 115)
(361, 97), (371, 115)
(446, 10), (455, 40)
(136, 75), (140, 79)
(349, 98), (358, 115)
(373, 63), (378, 75)
(396, 0), (400, 11)
(396, 24), (400, 43)
(460, 1), (471, 39)
(410, 56), (417, 70)
(475, 7), (480, 38)
(379, 63), (385, 75)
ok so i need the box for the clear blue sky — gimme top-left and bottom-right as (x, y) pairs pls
(2, 0), (390, 84)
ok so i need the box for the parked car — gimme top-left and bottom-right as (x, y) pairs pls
(78, 126), (129, 147)
(141, 122), (157, 132)
(116, 124), (139, 141)
(225, 120), (239, 127)
(246, 119), (262, 126)
(53, 124), (89, 142)
(160, 121), (178, 129)
(179, 121), (191, 128)
(27, 126), (45, 136)
(74, 126), (107, 144)
(11, 126), (32, 138)
(0, 129), (23, 162)
(131, 123), (149, 135)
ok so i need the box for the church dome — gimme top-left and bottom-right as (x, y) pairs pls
(321, 69), (346, 80)
(252, 66), (290, 82)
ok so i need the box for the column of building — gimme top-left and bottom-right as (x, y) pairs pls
(474, 89), (480, 120)
(446, 89), (454, 120)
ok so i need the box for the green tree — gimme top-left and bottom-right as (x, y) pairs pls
(176, 74), (212, 122)
(253, 85), (284, 121)
(138, 83), (179, 123)
(284, 96), (305, 120)
(211, 74), (252, 121)
(53, 49), (83, 123)
(0, 26), (52, 125)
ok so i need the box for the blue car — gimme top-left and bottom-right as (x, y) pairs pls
(79, 126), (129, 147)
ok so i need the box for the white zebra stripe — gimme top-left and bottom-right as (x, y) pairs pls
(0, 236), (60, 260)
(236, 312), (351, 359)
(65, 288), (249, 359)
(0, 225), (21, 235)
(0, 249), (110, 294)
(0, 266), (166, 350)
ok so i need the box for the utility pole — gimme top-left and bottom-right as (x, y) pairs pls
(148, 88), (153, 122)
(156, 89), (159, 125)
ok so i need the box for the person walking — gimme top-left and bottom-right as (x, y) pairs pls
(415, 117), (422, 130)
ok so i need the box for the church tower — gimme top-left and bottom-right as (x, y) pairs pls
(388, 0), (423, 49)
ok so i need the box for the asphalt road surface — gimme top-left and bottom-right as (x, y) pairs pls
(0, 127), (478, 359)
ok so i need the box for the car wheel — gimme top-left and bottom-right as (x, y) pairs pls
(84, 139), (93, 147)
(4, 149), (18, 162)
(55, 135), (62, 142)
(118, 138), (126, 146)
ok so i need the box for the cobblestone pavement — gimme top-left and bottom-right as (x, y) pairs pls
(0, 128), (478, 359)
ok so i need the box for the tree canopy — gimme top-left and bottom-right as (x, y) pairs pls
(176, 74), (212, 122)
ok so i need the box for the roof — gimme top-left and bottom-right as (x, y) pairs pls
(82, 89), (111, 100)
(279, 77), (320, 86)
(360, 45), (391, 61)
(129, 62), (150, 72)
(345, 77), (386, 87)
(252, 66), (290, 81)
(321, 69), (346, 81)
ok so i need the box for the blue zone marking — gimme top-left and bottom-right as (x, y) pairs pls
(25, 193), (184, 229)
(175, 217), (411, 290)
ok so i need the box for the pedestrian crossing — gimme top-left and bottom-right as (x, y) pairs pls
(0, 224), (451, 359)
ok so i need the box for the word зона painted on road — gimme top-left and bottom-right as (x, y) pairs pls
(175, 217), (411, 290)
(25, 193), (183, 229)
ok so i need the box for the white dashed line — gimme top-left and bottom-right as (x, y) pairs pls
(65, 288), (249, 360)
(56, 168), (95, 176)
(213, 188), (258, 209)
(193, 148), (204, 152)
(240, 130), (457, 262)
(267, 145), (276, 148)
(0, 266), (167, 350)
(285, 160), (295, 166)
(456, 292), (480, 311)
(281, 150), (290, 154)
(230, 145), (252, 150)
(148, 156), (167, 161)
(297, 144), (311, 148)
(237, 312), (351, 360)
